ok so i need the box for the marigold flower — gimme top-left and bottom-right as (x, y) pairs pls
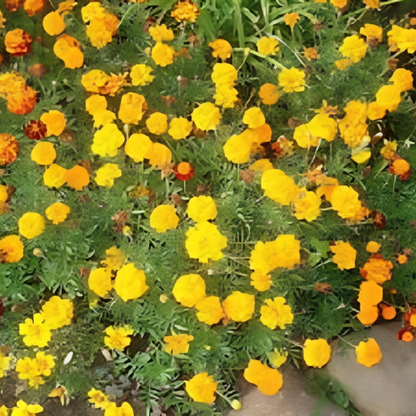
(146, 112), (168, 135)
(388, 25), (416, 54)
(18, 212), (45, 239)
(19, 313), (52, 348)
(260, 297), (294, 330)
(66, 165), (90, 191)
(53, 34), (84, 69)
(357, 304), (379, 326)
(86, 95), (116, 128)
(30, 142), (56, 166)
(95, 163), (122, 188)
(259, 83), (279, 105)
(25, 120), (47, 141)
(164, 334), (194, 354)
(88, 388), (111, 410)
(45, 202), (70, 225)
(329, 186), (363, 219)
(149, 24), (174, 42)
(104, 326), (134, 350)
(223, 133), (252, 164)
(174, 161), (195, 181)
(366, 241), (381, 253)
(284, 13), (300, 29)
(89, 267), (113, 297)
(380, 304), (396, 320)
(267, 348), (288, 368)
(130, 64), (155, 86)
(363, 0), (379, 8)
(171, 0), (200, 23)
(250, 271), (272, 291)
(0, 405), (7, 416)
(338, 100), (368, 148)
(222, 291), (255, 322)
(0, 72), (37, 115)
(360, 24), (383, 44)
(388, 158), (411, 180)
(356, 338), (382, 367)
(152, 42), (175, 67)
(16, 356), (42, 386)
(40, 296), (73, 329)
(82, 2), (119, 49)
(147, 143), (172, 169)
(398, 330), (414, 342)
(293, 190), (321, 222)
(150, 205), (179, 233)
(192, 103), (222, 131)
(376, 85), (401, 113)
(186, 196), (217, 223)
(209, 39), (233, 60)
(303, 46), (319, 61)
(243, 360), (283, 395)
(40, 110), (67, 137)
(242, 107), (265, 129)
(0, 351), (10, 378)
(11, 400), (43, 416)
(303, 338), (331, 368)
(118, 93), (147, 125)
(168, 117), (193, 140)
(43, 11), (66, 36)
(92, 124), (125, 157)
(249, 159), (273, 172)
(185, 373), (217, 404)
(195, 296), (225, 325)
(278, 67), (305, 93)
(339, 35), (367, 63)
(102, 246), (125, 271)
(0, 235), (24, 263)
(185, 221), (227, 263)
(257, 37), (280, 55)
(360, 254), (393, 284)
(390, 68), (414, 92)
(294, 113), (338, 148)
(172, 274), (206, 307)
(212, 63), (238, 108)
(113, 263), (149, 302)
(44, 164), (68, 188)
(104, 402), (134, 416)
(261, 169), (301, 205)
(5, 28), (32, 57)
(0, 133), (18, 165)
(330, 241), (356, 270)
(81, 70), (127, 96)
(124, 134), (152, 163)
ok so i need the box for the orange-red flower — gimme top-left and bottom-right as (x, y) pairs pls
(0, 134), (18, 166)
(5, 28), (32, 56)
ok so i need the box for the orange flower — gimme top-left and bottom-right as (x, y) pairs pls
(174, 162), (195, 181)
(66, 165), (90, 191)
(259, 83), (279, 105)
(0, 235), (24, 263)
(357, 280), (382, 305)
(360, 254), (393, 284)
(0, 72), (37, 115)
(5, 29), (32, 56)
(31, 142), (56, 166)
(380, 304), (396, 320)
(0, 133), (18, 166)
(53, 34), (84, 69)
(356, 338), (382, 367)
(284, 13), (300, 30)
(366, 241), (381, 253)
(303, 46), (319, 61)
(25, 120), (47, 141)
(330, 241), (356, 270)
(357, 304), (379, 326)
(388, 158), (411, 180)
(243, 360), (283, 395)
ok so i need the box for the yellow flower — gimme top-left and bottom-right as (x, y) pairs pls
(40, 110), (67, 137)
(43, 163), (67, 188)
(352, 150), (371, 164)
(34, 352), (55, 377)
(130, 64), (155, 86)
(89, 268), (113, 298)
(195, 296), (225, 325)
(146, 112), (168, 135)
(367, 101), (386, 121)
(360, 24), (383, 43)
(171, 0), (200, 23)
(186, 196), (217, 223)
(0, 235), (24, 263)
(243, 107), (265, 129)
(104, 402), (134, 416)
(91, 124), (125, 157)
(150, 205), (179, 233)
(209, 39), (233, 60)
(267, 348), (288, 368)
(11, 400), (43, 416)
(303, 338), (331, 368)
(294, 113), (338, 148)
(168, 117), (193, 140)
(66, 165), (90, 191)
(388, 25), (416, 54)
(45, 202), (70, 225)
(16, 356), (42, 387)
(81, 70), (127, 96)
(250, 271), (272, 291)
(31, 142), (56, 165)
(223, 133), (253, 164)
(363, 0), (380, 8)
(41, 296), (73, 329)
(330, 241), (356, 270)
(366, 241), (381, 253)
(390, 68), (414, 92)
(185, 221), (227, 263)
(244, 360), (283, 395)
(293, 190), (321, 222)
(338, 100), (368, 148)
(284, 13), (300, 29)
(114, 263), (149, 302)
(125, 134), (153, 163)
(118, 93), (147, 125)
(172, 274), (206, 307)
(222, 291), (255, 322)
(191, 102), (222, 131)
(163, 334), (194, 354)
(86, 96), (116, 128)
(0, 405), (7, 416)
(101, 246), (125, 271)
(257, 37), (280, 55)
(149, 24), (174, 42)
(356, 338), (382, 367)
(303, 46), (319, 61)
(261, 169), (301, 205)
(88, 388), (111, 410)
(335, 58), (353, 71)
(259, 83), (279, 105)
(278, 67), (305, 93)
(147, 143), (172, 169)
(43, 11), (66, 36)
(0, 351), (10, 378)
(339, 35), (367, 63)
(260, 297), (294, 330)
(185, 373), (217, 404)
(250, 235), (301, 274)
(95, 163), (122, 188)
(19, 313), (52, 348)
(249, 159), (273, 172)
(81, 2), (119, 49)
(152, 42), (175, 67)
(104, 325), (134, 350)
(53, 34), (84, 69)
(18, 212), (45, 240)
(329, 186), (364, 219)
